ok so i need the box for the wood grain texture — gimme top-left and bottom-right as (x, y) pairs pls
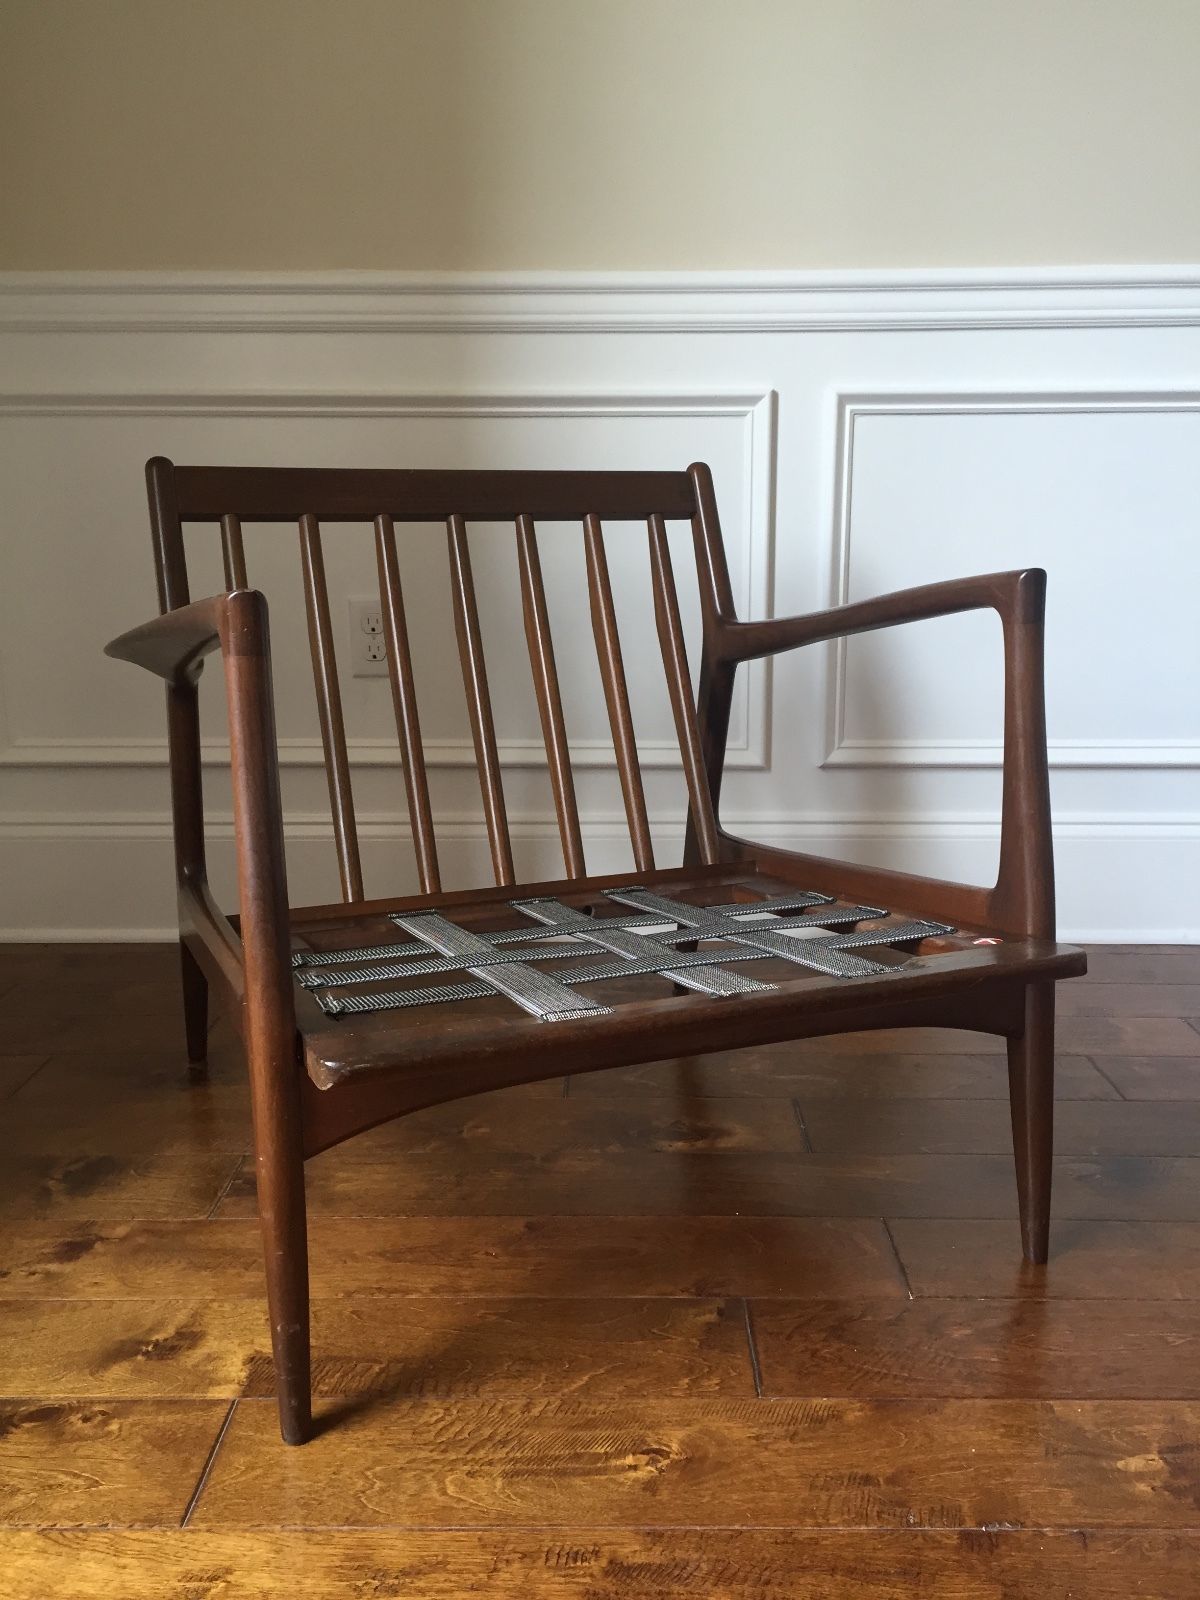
(0, 1400), (228, 1527)
(217, 1150), (1200, 1221)
(5, 1528), (1200, 1600)
(800, 1097), (1200, 1156)
(193, 1396), (1200, 1529)
(1091, 1056), (1200, 1100)
(0, 1216), (905, 1301)
(8, 1528), (1200, 1600)
(349, 1092), (809, 1161)
(1080, 950), (1200, 985)
(780, 1019), (1200, 1057)
(1, 1050), (251, 1154)
(0, 1297), (752, 1401)
(0, 1152), (244, 1222)
(0, 983), (192, 1055)
(0, 1059), (46, 1100)
(1059, 983), (1200, 1016)
(570, 1049), (1118, 1100)
(751, 1298), (1200, 1398)
(888, 1219), (1200, 1300)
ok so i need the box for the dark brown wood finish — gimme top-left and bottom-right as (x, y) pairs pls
(373, 514), (440, 894)
(582, 512), (655, 872)
(299, 514), (363, 903)
(648, 512), (720, 866)
(447, 513), (515, 887)
(516, 514), (586, 879)
(219, 513), (248, 592)
(105, 456), (1082, 1445)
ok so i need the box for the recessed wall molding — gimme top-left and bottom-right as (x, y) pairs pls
(822, 389), (1200, 772)
(0, 384), (776, 775)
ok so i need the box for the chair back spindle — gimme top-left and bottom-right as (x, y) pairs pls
(648, 514), (720, 866)
(515, 514), (586, 878)
(447, 513), (516, 887)
(583, 512), (655, 874)
(299, 513), (363, 902)
(374, 514), (441, 895)
(220, 513), (248, 592)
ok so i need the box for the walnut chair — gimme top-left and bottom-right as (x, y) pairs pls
(106, 457), (1086, 1444)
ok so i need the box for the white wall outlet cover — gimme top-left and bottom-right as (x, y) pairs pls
(348, 598), (389, 675)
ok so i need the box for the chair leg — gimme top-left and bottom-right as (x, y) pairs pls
(1006, 979), (1055, 1264)
(249, 1047), (313, 1445)
(180, 942), (209, 1074)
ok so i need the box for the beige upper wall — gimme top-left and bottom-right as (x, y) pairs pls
(2, 0), (1198, 271)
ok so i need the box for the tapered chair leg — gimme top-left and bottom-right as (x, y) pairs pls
(1007, 979), (1055, 1264)
(248, 1046), (313, 1445)
(180, 942), (209, 1074)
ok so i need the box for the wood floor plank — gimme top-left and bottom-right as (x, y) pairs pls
(1, 1052), (252, 1154)
(0, 1301), (267, 1399)
(217, 1151), (1200, 1221)
(0, 1216), (906, 1300)
(1059, 983), (1200, 1016)
(191, 1396), (1200, 1529)
(1091, 1056), (1200, 1099)
(0, 1152), (243, 1222)
(0, 1059), (46, 1100)
(351, 1093), (808, 1161)
(4, 1080), (802, 1162)
(1046, 1018), (1200, 1055)
(0, 1399), (229, 1527)
(0, 1297), (753, 1400)
(888, 1219), (1200, 1300)
(5, 1528), (1200, 1599)
(570, 1050), (1118, 1100)
(0, 945), (179, 988)
(777, 1018), (1200, 1056)
(2, 1061), (565, 1159)
(1082, 950), (1200, 985)
(751, 1299), (1200, 1398)
(0, 985), (192, 1055)
(801, 1097), (1200, 1156)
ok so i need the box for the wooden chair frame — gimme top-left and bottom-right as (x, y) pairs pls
(107, 457), (1085, 1443)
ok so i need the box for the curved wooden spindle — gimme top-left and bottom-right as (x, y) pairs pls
(515, 514), (585, 878)
(374, 514), (441, 895)
(648, 513), (720, 865)
(220, 513), (248, 591)
(447, 514), (515, 886)
(298, 513), (363, 902)
(582, 513), (654, 873)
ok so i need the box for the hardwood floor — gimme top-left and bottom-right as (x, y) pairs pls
(1, 944), (1198, 1597)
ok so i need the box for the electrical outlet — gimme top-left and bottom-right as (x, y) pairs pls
(348, 598), (389, 676)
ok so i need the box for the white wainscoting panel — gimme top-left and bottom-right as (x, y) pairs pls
(0, 269), (1197, 940)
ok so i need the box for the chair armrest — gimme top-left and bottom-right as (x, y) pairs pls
(710, 568), (1055, 939)
(712, 569), (1041, 663)
(105, 590), (262, 685)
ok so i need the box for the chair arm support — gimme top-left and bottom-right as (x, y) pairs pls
(709, 568), (1055, 939)
(711, 569), (1041, 663)
(106, 590), (296, 1012)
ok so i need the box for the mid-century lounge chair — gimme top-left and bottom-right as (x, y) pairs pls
(107, 457), (1086, 1443)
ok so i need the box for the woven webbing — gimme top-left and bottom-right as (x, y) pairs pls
(295, 886), (954, 1022)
